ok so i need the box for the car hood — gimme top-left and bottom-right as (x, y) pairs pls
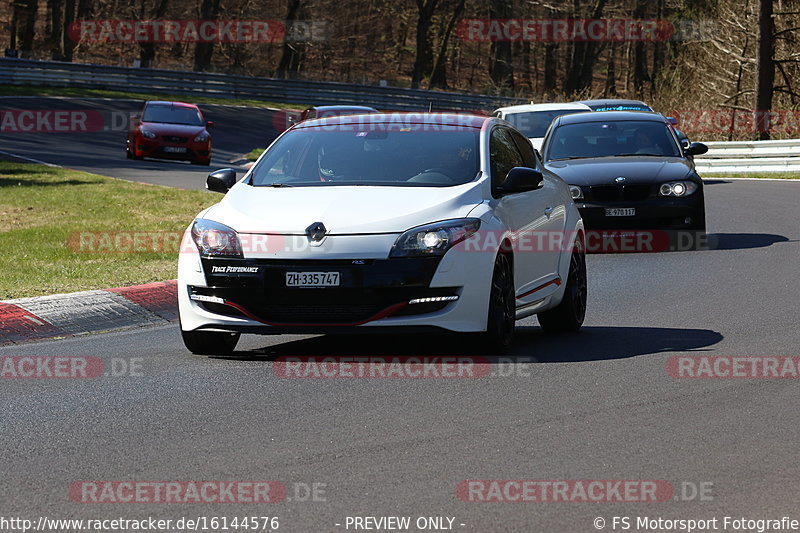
(139, 122), (206, 136)
(205, 181), (485, 234)
(544, 157), (693, 186)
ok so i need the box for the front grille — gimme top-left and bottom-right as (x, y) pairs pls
(163, 135), (188, 143)
(622, 184), (652, 201)
(591, 186), (619, 201)
(590, 184), (652, 202)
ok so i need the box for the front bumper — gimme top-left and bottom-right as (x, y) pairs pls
(178, 249), (496, 334)
(135, 138), (211, 162)
(575, 190), (705, 230)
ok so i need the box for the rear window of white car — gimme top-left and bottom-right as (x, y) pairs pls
(503, 110), (584, 138)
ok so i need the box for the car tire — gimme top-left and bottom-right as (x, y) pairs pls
(181, 328), (240, 355)
(537, 239), (587, 333)
(482, 252), (516, 352)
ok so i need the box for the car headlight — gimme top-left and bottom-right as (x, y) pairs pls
(191, 219), (243, 258)
(659, 181), (698, 197)
(140, 129), (156, 139)
(569, 185), (584, 200)
(389, 219), (481, 258)
(194, 133), (209, 142)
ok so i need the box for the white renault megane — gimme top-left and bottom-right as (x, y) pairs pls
(178, 113), (586, 354)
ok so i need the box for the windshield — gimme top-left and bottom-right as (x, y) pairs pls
(142, 104), (204, 126)
(249, 127), (480, 187)
(545, 120), (681, 160)
(503, 110), (582, 138)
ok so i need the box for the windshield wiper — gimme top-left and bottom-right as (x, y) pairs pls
(549, 156), (587, 161)
(266, 183), (293, 187)
(614, 153), (662, 157)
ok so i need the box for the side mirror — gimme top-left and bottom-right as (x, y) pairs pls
(685, 142), (708, 156)
(500, 167), (544, 195)
(206, 168), (237, 193)
(206, 120), (215, 129)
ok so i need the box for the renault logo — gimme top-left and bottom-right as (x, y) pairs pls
(614, 176), (626, 183)
(306, 222), (327, 242)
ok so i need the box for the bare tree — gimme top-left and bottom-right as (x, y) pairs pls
(564, 0), (607, 96)
(754, 0), (774, 139)
(429, 0), (465, 89)
(193, 0), (222, 71)
(489, 0), (514, 90)
(411, 0), (439, 88)
(136, 0), (170, 68)
(275, 0), (307, 79)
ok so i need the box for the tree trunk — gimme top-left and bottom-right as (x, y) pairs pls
(275, 0), (307, 79)
(564, 0), (606, 96)
(193, 0), (222, 72)
(604, 41), (617, 96)
(138, 0), (170, 68)
(20, 0), (39, 54)
(632, 0), (649, 95)
(543, 43), (557, 97)
(62, 0), (75, 61)
(754, 0), (774, 140)
(411, 0), (438, 89)
(430, 0), (465, 90)
(489, 0), (514, 90)
(49, 0), (65, 60)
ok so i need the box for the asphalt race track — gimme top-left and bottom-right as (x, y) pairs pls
(1, 99), (799, 531)
(0, 97), (286, 189)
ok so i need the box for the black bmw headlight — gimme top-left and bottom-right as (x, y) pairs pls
(659, 181), (698, 197)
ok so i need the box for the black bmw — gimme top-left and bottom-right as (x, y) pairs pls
(540, 111), (708, 232)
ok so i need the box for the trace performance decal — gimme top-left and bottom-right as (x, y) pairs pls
(210, 265), (261, 274)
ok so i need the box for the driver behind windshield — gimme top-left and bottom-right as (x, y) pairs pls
(419, 145), (474, 180)
(632, 128), (661, 155)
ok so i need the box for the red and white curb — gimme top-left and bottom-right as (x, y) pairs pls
(0, 281), (178, 345)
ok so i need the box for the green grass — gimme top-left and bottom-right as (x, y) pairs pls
(702, 172), (800, 180)
(0, 161), (217, 299)
(0, 84), (304, 110)
(245, 148), (265, 161)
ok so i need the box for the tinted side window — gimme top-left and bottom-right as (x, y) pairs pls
(490, 128), (524, 189)
(508, 129), (537, 168)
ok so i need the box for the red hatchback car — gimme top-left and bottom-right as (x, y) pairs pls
(127, 101), (213, 165)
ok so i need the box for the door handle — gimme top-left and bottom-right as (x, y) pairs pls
(544, 206), (554, 216)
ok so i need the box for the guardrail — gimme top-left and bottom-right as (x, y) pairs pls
(694, 139), (800, 173)
(0, 58), (524, 112)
